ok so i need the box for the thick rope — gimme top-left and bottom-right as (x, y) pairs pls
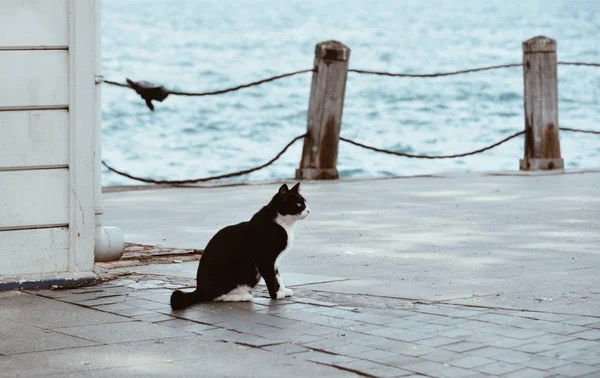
(348, 63), (523, 78)
(102, 61), (600, 92)
(102, 133), (306, 185)
(347, 61), (600, 78)
(557, 62), (600, 67)
(103, 69), (313, 97)
(560, 127), (600, 135)
(340, 131), (525, 159)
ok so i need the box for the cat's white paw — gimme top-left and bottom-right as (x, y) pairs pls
(275, 288), (293, 299)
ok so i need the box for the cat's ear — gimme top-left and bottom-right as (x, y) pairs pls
(278, 184), (289, 195)
(290, 182), (300, 193)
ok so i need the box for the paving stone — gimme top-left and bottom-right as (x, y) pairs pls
(503, 367), (550, 378)
(343, 322), (388, 333)
(494, 350), (535, 364)
(529, 320), (590, 335)
(511, 311), (573, 322)
(250, 314), (305, 328)
(484, 336), (531, 348)
(442, 341), (485, 352)
(253, 301), (314, 312)
(415, 336), (459, 347)
(76, 296), (126, 307)
(443, 309), (485, 318)
(563, 317), (600, 326)
(319, 342), (375, 356)
(304, 315), (362, 329)
(467, 346), (512, 358)
(55, 321), (190, 344)
(335, 359), (413, 377)
(448, 355), (494, 368)
(524, 333), (577, 345)
(361, 337), (415, 352)
(132, 292), (172, 305)
(471, 313), (525, 326)
(176, 322), (220, 333)
(551, 362), (600, 377)
(275, 329), (321, 343)
(571, 329), (600, 340)
(374, 353), (423, 368)
(424, 317), (468, 326)
(132, 299), (172, 311)
(101, 306), (155, 317)
(480, 325), (546, 340)
(300, 350), (358, 365)
(290, 323), (339, 337)
(476, 361), (524, 375)
(349, 313), (399, 326)
(0, 293), (129, 329)
(388, 343), (439, 357)
(403, 313), (445, 323)
(131, 312), (175, 323)
(460, 332), (502, 344)
(417, 324), (455, 334)
(352, 348), (399, 362)
(552, 338), (598, 351)
(367, 328), (432, 343)
(325, 330), (387, 347)
(420, 349), (465, 363)
(402, 360), (478, 378)
(200, 328), (280, 347)
(272, 310), (326, 322)
(524, 355), (571, 370)
(217, 319), (283, 338)
(154, 318), (200, 329)
(376, 309), (416, 318)
(561, 351), (600, 365)
(168, 309), (230, 325)
(386, 319), (427, 329)
(301, 338), (349, 351)
(539, 344), (589, 360)
(23, 289), (71, 299)
(291, 298), (337, 307)
(437, 327), (474, 339)
(263, 342), (310, 355)
(514, 342), (558, 354)
(413, 305), (462, 317)
(454, 320), (491, 330)
(0, 318), (100, 355)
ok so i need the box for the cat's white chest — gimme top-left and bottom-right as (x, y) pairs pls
(274, 214), (297, 267)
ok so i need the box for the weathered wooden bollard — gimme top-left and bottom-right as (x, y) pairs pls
(520, 36), (564, 170)
(296, 41), (350, 180)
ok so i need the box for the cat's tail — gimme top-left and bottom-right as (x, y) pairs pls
(170, 289), (208, 310)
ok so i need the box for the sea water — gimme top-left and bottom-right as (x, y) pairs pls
(101, 0), (600, 185)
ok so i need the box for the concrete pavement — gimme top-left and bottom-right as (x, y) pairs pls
(104, 171), (600, 316)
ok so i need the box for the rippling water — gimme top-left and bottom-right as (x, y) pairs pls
(101, 0), (600, 185)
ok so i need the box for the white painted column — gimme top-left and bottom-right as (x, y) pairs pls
(92, 0), (124, 262)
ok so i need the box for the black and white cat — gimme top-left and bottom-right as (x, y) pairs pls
(170, 183), (309, 310)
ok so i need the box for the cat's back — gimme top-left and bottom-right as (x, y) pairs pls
(204, 221), (251, 253)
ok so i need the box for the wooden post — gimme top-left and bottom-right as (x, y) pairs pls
(296, 40), (350, 180)
(520, 36), (564, 171)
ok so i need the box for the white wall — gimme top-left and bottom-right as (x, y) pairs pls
(0, 0), (98, 285)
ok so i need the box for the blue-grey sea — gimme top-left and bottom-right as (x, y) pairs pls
(101, 0), (600, 185)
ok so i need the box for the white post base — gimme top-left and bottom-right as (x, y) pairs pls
(94, 213), (124, 262)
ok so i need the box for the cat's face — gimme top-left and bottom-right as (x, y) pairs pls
(273, 183), (310, 220)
